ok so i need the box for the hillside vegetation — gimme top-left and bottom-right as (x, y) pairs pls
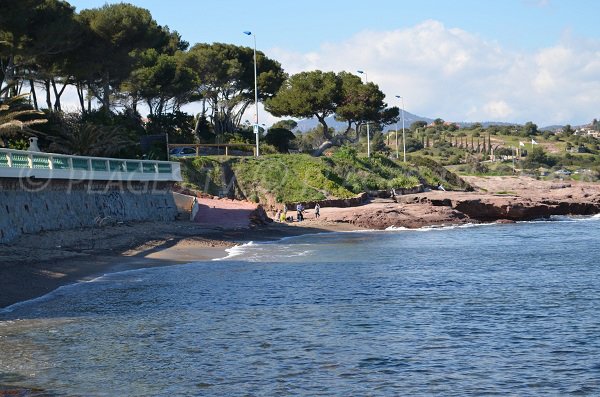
(385, 120), (600, 180)
(178, 147), (470, 204)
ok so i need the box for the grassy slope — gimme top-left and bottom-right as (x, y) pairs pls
(178, 151), (471, 204)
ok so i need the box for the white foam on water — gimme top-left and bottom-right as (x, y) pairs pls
(384, 226), (411, 231)
(518, 214), (600, 224)
(213, 241), (256, 261)
(385, 222), (497, 233)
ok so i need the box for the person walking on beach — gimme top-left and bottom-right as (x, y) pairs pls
(296, 203), (304, 222)
(282, 206), (288, 222)
(275, 209), (281, 222)
(314, 203), (320, 219)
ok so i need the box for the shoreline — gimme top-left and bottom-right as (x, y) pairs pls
(2, 175), (600, 310)
(0, 220), (362, 310)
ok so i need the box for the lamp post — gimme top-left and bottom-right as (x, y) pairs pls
(357, 70), (370, 158)
(395, 95), (406, 162)
(244, 31), (259, 157)
(394, 120), (399, 160)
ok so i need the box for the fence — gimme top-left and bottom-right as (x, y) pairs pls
(168, 143), (256, 157)
(0, 148), (182, 182)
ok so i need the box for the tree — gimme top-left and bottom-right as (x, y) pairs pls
(266, 70), (341, 146)
(520, 121), (538, 137)
(336, 71), (399, 142)
(264, 127), (296, 153)
(77, 3), (169, 111)
(523, 145), (555, 168)
(271, 119), (298, 131)
(410, 120), (427, 132)
(124, 49), (197, 116)
(561, 124), (574, 136)
(404, 136), (424, 153)
(371, 131), (388, 154)
(266, 70), (397, 156)
(145, 111), (196, 144)
(0, 0), (79, 105)
(295, 125), (329, 152)
(186, 42), (286, 135)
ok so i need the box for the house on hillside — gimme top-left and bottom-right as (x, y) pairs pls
(574, 125), (600, 138)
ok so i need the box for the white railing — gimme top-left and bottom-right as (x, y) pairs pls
(0, 148), (182, 182)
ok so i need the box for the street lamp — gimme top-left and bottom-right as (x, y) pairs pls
(395, 95), (406, 162)
(244, 31), (260, 157)
(356, 70), (371, 158)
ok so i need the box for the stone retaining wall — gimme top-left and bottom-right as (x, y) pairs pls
(0, 178), (178, 243)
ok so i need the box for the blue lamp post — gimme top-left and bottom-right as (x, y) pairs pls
(357, 70), (371, 158)
(395, 95), (406, 162)
(244, 31), (259, 157)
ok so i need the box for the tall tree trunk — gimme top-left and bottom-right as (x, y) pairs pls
(102, 71), (110, 112)
(313, 134), (351, 156)
(87, 82), (92, 112)
(147, 99), (154, 116)
(315, 114), (330, 139)
(76, 82), (85, 113)
(1, 55), (15, 97)
(51, 77), (69, 112)
(44, 80), (52, 110)
(51, 78), (60, 111)
(29, 79), (38, 110)
(158, 97), (165, 116)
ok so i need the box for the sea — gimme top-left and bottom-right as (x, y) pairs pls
(1, 216), (600, 396)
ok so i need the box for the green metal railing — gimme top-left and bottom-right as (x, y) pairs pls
(0, 148), (181, 181)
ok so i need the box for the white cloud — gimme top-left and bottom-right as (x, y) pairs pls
(482, 100), (513, 119)
(268, 20), (600, 126)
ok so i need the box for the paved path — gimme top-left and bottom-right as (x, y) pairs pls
(193, 197), (258, 228)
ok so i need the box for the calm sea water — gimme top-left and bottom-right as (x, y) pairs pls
(2, 217), (600, 396)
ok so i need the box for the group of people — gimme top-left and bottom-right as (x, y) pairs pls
(274, 203), (320, 223)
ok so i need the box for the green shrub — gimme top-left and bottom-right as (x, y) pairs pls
(388, 175), (420, 189)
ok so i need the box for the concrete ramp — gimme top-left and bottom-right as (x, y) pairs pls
(174, 192), (259, 228)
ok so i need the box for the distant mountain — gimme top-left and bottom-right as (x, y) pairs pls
(293, 111), (434, 133)
(540, 125), (565, 132)
(455, 121), (517, 128)
(292, 114), (581, 134)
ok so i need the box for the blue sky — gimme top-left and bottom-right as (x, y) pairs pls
(69, 0), (600, 126)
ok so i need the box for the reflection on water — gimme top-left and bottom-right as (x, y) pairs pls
(1, 218), (600, 396)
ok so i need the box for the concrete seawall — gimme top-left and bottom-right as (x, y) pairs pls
(0, 178), (178, 243)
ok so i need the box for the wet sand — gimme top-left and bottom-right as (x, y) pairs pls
(0, 219), (359, 310)
(2, 175), (600, 310)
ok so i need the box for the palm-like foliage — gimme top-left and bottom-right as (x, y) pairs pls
(45, 122), (136, 157)
(0, 89), (47, 143)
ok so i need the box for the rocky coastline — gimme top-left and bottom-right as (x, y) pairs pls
(300, 176), (600, 229)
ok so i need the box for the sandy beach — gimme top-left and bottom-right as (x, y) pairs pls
(2, 175), (600, 310)
(0, 216), (359, 309)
